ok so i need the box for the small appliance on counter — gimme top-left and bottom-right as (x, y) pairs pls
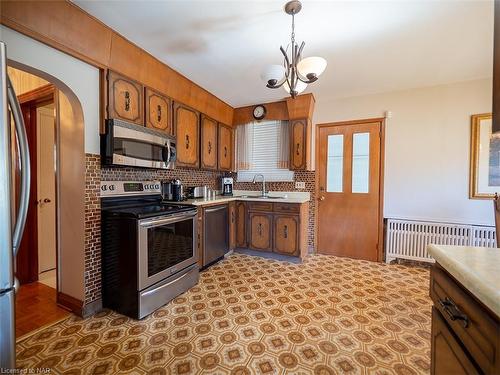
(186, 186), (208, 199)
(221, 177), (233, 196)
(161, 179), (184, 201)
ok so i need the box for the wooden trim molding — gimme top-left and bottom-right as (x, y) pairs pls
(17, 83), (54, 104)
(57, 292), (83, 316)
(233, 93), (316, 126)
(0, 0), (233, 124)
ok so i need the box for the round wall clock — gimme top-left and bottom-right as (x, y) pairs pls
(253, 105), (266, 120)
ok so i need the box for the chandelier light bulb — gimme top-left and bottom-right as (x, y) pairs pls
(297, 56), (327, 79)
(260, 65), (286, 87)
(283, 79), (307, 95)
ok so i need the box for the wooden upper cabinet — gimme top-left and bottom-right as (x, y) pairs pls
(145, 87), (172, 134)
(107, 70), (144, 125)
(200, 115), (218, 170)
(273, 215), (299, 256)
(173, 102), (200, 168)
(218, 123), (233, 171)
(290, 119), (307, 170)
(249, 213), (272, 251)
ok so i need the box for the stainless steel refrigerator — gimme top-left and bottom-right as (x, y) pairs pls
(0, 41), (31, 369)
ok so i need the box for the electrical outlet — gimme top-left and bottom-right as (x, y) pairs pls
(295, 181), (305, 189)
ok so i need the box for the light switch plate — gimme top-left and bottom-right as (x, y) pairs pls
(295, 181), (305, 189)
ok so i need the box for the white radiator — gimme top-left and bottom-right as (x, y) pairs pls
(385, 219), (497, 263)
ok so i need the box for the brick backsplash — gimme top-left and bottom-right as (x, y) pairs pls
(84, 154), (101, 305)
(84, 153), (316, 306)
(233, 170), (316, 251)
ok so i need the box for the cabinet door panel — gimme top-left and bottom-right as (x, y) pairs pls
(431, 308), (479, 375)
(274, 215), (299, 256)
(235, 202), (247, 248)
(249, 213), (272, 251)
(201, 115), (218, 170)
(174, 103), (200, 168)
(290, 119), (307, 170)
(218, 123), (233, 171)
(145, 88), (171, 133)
(108, 71), (143, 125)
(229, 202), (236, 250)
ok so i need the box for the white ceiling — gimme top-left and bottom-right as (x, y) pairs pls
(74, 0), (494, 107)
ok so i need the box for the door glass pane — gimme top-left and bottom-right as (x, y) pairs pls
(327, 135), (343, 192)
(352, 132), (370, 193)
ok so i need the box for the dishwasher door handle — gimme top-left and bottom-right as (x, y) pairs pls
(204, 205), (227, 214)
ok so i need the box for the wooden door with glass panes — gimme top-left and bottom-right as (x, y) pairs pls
(317, 119), (383, 261)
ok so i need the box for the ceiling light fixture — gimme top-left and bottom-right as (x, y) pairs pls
(261, 0), (327, 98)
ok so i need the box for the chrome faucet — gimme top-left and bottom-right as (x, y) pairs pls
(252, 174), (268, 197)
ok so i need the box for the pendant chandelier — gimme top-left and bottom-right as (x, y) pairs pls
(261, 0), (327, 98)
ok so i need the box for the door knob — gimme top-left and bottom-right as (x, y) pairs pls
(43, 198), (51, 203)
(318, 196), (325, 201)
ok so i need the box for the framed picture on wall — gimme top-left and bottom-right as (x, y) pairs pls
(469, 113), (500, 199)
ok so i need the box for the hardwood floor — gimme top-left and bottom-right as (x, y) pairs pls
(15, 282), (70, 338)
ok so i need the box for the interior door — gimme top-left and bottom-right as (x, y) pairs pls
(36, 105), (56, 274)
(317, 119), (383, 261)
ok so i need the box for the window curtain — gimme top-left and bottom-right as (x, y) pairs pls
(277, 120), (290, 169)
(235, 122), (254, 170)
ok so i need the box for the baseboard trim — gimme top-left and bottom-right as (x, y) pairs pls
(57, 292), (83, 316)
(82, 298), (103, 318)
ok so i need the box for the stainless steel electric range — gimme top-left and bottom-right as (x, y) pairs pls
(100, 181), (199, 319)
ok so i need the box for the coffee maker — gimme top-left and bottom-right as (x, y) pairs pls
(221, 177), (233, 196)
(161, 179), (184, 201)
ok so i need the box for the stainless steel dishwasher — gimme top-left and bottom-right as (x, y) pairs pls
(203, 204), (229, 267)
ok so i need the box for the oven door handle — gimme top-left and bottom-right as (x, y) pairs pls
(141, 265), (197, 298)
(139, 211), (197, 228)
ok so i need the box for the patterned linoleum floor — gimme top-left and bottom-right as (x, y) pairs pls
(16, 254), (432, 374)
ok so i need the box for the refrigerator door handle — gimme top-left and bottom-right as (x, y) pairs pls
(7, 75), (30, 257)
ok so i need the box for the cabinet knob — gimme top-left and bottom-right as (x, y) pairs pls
(208, 141), (212, 154)
(296, 143), (300, 155)
(185, 134), (190, 149)
(284, 225), (288, 239)
(224, 146), (227, 158)
(124, 91), (130, 111)
(319, 196), (325, 201)
(157, 105), (162, 122)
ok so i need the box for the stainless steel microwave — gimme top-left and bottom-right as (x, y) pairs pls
(101, 119), (176, 169)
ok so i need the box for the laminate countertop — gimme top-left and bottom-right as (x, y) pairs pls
(427, 244), (500, 317)
(179, 190), (310, 206)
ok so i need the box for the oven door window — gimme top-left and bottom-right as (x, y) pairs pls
(147, 218), (194, 277)
(115, 137), (168, 162)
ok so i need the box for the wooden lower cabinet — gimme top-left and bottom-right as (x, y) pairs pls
(228, 202), (236, 250)
(273, 215), (299, 256)
(431, 308), (478, 375)
(244, 202), (308, 258)
(430, 263), (499, 374)
(235, 202), (247, 248)
(249, 213), (272, 251)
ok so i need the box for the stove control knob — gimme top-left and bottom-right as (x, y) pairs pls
(101, 185), (107, 191)
(155, 184), (160, 190)
(109, 185), (115, 191)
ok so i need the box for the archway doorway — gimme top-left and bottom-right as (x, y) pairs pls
(7, 64), (87, 339)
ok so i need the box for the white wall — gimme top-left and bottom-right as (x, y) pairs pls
(314, 78), (494, 226)
(1, 26), (100, 154)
